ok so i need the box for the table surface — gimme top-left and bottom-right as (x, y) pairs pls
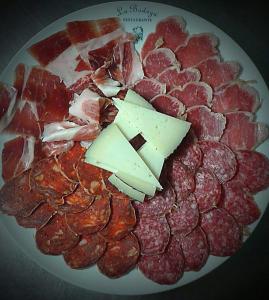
(0, 1), (269, 299)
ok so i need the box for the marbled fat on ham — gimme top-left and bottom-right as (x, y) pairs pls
(133, 78), (166, 101)
(150, 94), (185, 117)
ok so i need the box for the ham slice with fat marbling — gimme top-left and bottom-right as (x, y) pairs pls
(133, 78), (166, 101)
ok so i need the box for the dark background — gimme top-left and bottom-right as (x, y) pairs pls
(0, 1), (269, 299)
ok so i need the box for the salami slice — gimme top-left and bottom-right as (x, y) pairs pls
(100, 195), (136, 241)
(169, 158), (195, 202)
(201, 208), (242, 256)
(167, 194), (199, 236)
(233, 150), (269, 193)
(133, 78), (166, 101)
(35, 214), (79, 255)
(180, 226), (209, 271)
(199, 140), (237, 184)
(76, 159), (105, 194)
(134, 215), (170, 255)
(0, 170), (45, 217)
(150, 94), (185, 117)
(97, 233), (140, 278)
(63, 233), (107, 269)
(138, 235), (185, 285)
(16, 202), (56, 229)
(65, 194), (111, 235)
(186, 105), (226, 141)
(194, 167), (222, 212)
(31, 157), (77, 198)
(220, 180), (261, 225)
(56, 142), (86, 181)
(134, 183), (176, 217)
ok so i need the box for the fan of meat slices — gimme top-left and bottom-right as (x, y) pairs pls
(1, 15), (269, 285)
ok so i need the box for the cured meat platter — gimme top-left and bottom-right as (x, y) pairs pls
(0, 1), (269, 295)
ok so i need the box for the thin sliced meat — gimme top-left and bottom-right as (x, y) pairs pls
(35, 214), (79, 255)
(76, 160), (105, 194)
(150, 94), (185, 117)
(167, 194), (199, 236)
(194, 167), (222, 212)
(2, 136), (35, 182)
(168, 158), (195, 202)
(133, 183), (176, 217)
(141, 16), (188, 59)
(201, 208), (242, 256)
(138, 235), (185, 285)
(157, 66), (200, 92)
(31, 157), (77, 198)
(65, 194), (111, 235)
(97, 233), (140, 278)
(168, 81), (213, 108)
(41, 140), (75, 157)
(212, 81), (261, 113)
(42, 121), (101, 142)
(16, 202), (57, 229)
(134, 215), (170, 255)
(220, 180), (261, 225)
(175, 33), (219, 68)
(220, 111), (269, 150)
(100, 195), (136, 241)
(143, 48), (178, 78)
(63, 233), (107, 269)
(187, 105), (226, 141)
(199, 140), (237, 184)
(56, 142), (86, 181)
(179, 226), (209, 271)
(0, 170), (45, 217)
(233, 150), (269, 193)
(197, 56), (241, 90)
(133, 78), (166, 101)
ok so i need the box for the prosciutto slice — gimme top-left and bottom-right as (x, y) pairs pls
(133, 78), (166, 101)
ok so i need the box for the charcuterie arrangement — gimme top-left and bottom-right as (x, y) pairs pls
(1, 15), (269, 285)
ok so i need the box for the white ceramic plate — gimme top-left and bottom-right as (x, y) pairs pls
(0, 1), (269, 295)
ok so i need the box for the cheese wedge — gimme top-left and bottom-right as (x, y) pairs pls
(124, 89), (155, 110)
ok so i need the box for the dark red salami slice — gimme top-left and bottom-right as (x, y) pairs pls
(233, 150), (269, 193)
(76, 159), (105, 194)
(186, 105), (226, 141)
(220, 111), (268, 150)
(150, 94), (185, 117)
(31, 157), (77, 198)
(0, 170), (45, 217)
(100, 195), (136, 241)
(59, 185), (95, 214)
(220, 180), (261, 225)
(180, 226), (209, 271)
(138, 235), (184, 285)
(134, 215), (170, 255)
(169, 158), (195, 202)
(16, 202), (56, 229)
(35, 214), (79, 255)
(199, 140), (237, 184)
(97, 233), (140, 278)
(133, 183), (176, 217)
(194, 167), (222, 212)
(65, 194), (111, 235)
(56, 142), (86, 181)
(167, 194), (199, 236)
(201, 208), (242, 256)
(63, 233), (107, 269)
(133, 78), (166, 101)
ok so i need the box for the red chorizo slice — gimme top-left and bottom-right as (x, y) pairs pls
(0, 170), (45, 217)
(31, 157), (77, 198)
(97, 233), (140, 278)
(35, 214), (79, 255)
(201, 208), (242, 256)
(16, 202), (57, 229)
(56, 142), (86, 181)
(65, 194), (111, 235)
(100, 195), (136, 241)
(134, 215), (170, 255)
(138, 235), (185, 285)
(63, 233), (107, 269)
